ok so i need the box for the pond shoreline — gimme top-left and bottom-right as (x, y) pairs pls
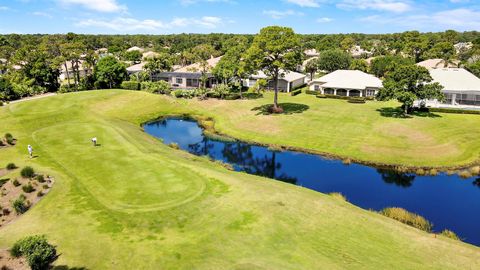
(143, 114), (480, 176)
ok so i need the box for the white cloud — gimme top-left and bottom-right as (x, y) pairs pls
(338, 0), (411, 13)
(317, 17), (333, 23)
(0, 6), (10, 11)
(179, 0), (234, 5)
(263, 9), (304, 19)
(285, 0), (321, 8)
(57, 0), (127, 13)
(75, 16), (225, 31)
(32, 11), (53, 18)
(359, 8), (480, 31)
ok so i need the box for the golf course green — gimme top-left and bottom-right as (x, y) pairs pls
(0, 90), (479, 269)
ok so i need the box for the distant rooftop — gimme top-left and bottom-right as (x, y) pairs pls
(250, 69), (306, 82)
(174, 56), (222, 73)
(417, 59), (459, 70)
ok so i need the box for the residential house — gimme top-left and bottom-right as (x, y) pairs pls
(417, 58), (460, 69)
(304, 49), (320, 58)
(454, 42), (473, 54)
(126, 62), (147, 75)
(142, 51), (160, 60)
(309, 70), (383, 97)
(127, 46), (145, 53)
(158, 56), (222, 88)
(59, 60), (91, 81)
(350, 45), (373, 58)
(425, 68), (480, 107)
(243, 70), (306, 93)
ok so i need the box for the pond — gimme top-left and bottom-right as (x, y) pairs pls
(144, 118), (480, 246)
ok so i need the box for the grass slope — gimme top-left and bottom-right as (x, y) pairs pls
(186, 92), (480, 167)
(0, 90), (478, 269)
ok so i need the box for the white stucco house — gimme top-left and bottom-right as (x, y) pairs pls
(59, 60), (91, 81)
(424, 68), (480, 107)
(243, 70), (306, 93)
(309, 70), (383, 97)
(126, 46), (145, 53)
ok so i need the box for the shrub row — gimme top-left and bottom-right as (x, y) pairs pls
(380, 207), (433, 232)
(348, 97), (366, 104)
(243, 92), (263, 99)
(120, 81), (141, 90)
(305, 90), (318, 95)
(290, 89), (302, 96)
(429, 107), (480, 115)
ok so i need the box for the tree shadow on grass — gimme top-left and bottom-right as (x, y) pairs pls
(252, 103), (309, 115)
(377, 107), (441, 118)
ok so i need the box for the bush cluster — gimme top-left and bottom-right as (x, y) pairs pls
(10, 235), (58, 270)
(6, 163), (17, 170)
(305, 90), (318, 95)
(120, 81), (141, 90)
(12, 195), (30, 214)
(5, 133), (14, 145)
(21, 166), (35, 178)
(381, 207), (433, 232)
(141, 81), (172, 94)
(22, 183), (35, 193)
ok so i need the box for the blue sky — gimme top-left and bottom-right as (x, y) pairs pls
(0, 0), (479, 34)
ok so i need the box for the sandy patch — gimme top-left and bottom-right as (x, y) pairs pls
(0, 174), (54, 228)
(0, 249), (29, 270)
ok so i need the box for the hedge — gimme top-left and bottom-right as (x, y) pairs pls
(121, 81), (140, 90)
(429, 107), (480, 115)
(305, 90), (318, 95)
(224, 93), (241, 100)
(243, 92), (263, 99)
(290, 89), (302, 96)
(348, 97), (366, 104)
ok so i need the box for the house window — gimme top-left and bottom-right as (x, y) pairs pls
(314, 85), (320, 91)
(176, 78), (183, 84)
(324, 88), (334, 95)
(186, 79), (199, 87)
(366, 89), (376, 97)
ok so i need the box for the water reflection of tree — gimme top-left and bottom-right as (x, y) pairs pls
(473, 178), (480, 188)
(377, 169), (416, 188)
(188, 138), (215, 157)
(192, 141), (299, 184)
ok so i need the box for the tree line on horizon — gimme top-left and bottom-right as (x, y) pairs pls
(1, 28), (480, 114)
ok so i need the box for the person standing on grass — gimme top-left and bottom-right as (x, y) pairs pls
(27, 144), (33, 158)
(91, 137), (97, 147)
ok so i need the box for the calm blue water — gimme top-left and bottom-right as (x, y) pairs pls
(144, 118), (480, 246)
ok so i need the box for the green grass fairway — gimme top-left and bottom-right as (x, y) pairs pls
(183, 92), (480, 168)
(0, 90), (479, 269)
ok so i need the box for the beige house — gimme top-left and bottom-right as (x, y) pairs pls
(60, 60), (91, 81)
(417, 59), (460, 69)
(309, 70), (383, 97)
(243, 70), (306, 93)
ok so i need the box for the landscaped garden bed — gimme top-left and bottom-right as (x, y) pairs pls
(0, 165), (54, 228)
